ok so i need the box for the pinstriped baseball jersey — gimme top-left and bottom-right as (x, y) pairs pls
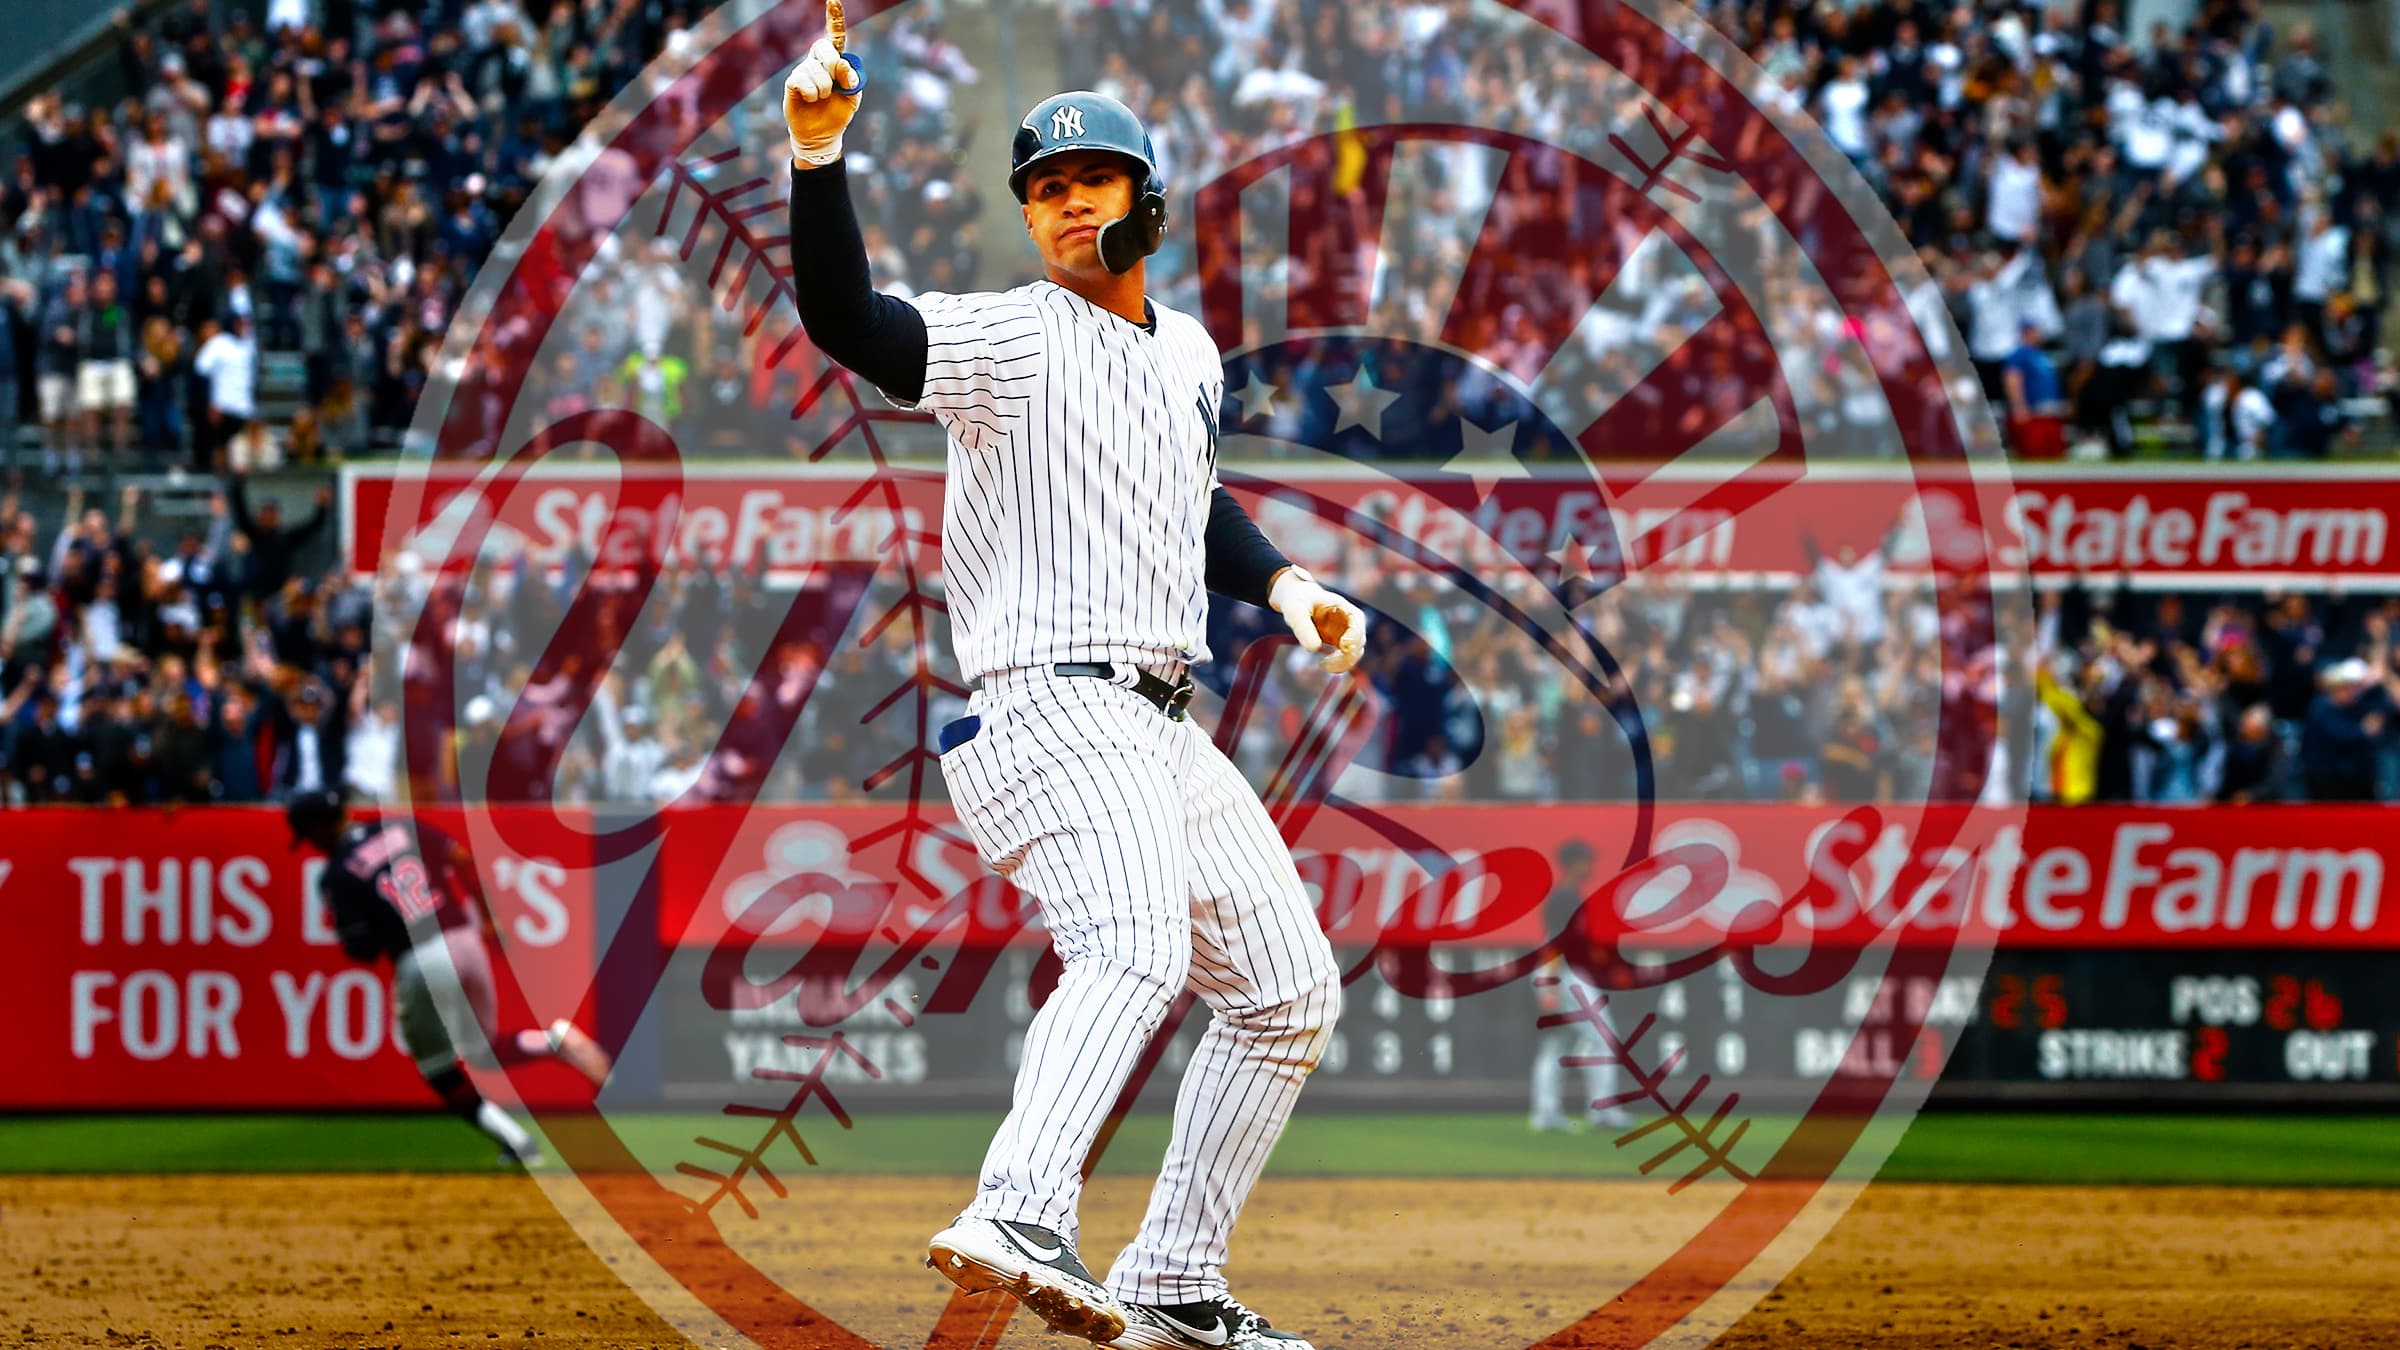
(881, 279), (1226, 683)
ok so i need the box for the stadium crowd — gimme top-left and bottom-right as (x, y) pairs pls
(1205, 533), (2400, 808)
(1060, 0), (2400, 460)
(2, 0), (2392, 470)
(0, 0), (982, 471)
(0, 474), (367, 806)
(6, 476), (2397, 809)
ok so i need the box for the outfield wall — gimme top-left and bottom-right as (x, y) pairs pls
(7, 804), (2395, 1111)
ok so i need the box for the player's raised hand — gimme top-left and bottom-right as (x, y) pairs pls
(1270, 566), (1369, 675)
(785, 0), (865, 167)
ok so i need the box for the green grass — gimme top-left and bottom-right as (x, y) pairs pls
(1875, 1113), (2400, 1187)
(4, 1112), (2399, 1186)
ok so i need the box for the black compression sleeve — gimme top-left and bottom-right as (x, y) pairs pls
(787, 158), (929, 404)
(1204, 485), (1293, 609)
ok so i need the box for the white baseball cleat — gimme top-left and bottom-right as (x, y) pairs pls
(926, 1218), (1128, 1342)
(1108, 1296), (1316, 1349)
(546, 1018), (613, 1088)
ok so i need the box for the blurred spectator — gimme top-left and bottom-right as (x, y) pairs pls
(2277, 367), (2361, 458)
(2218, 703), (2290, 804)
(228, 472), (332, 600)
(0, 277), (27, 464)
(1969, 246), (2062, 411)
(77, 269), (138, 461)
(600, 699), (665, 803)
(156, 687), (211, 803)
(2292, 210), (2349, 341)
(2034, 656), (2103, 806)
(2200, 365), (2276, 462)
(136, 316), (190, 463)
(37, 273), (85, 465)
(208, 682), (269, 803)
(193, 313), (260, 470)
(4, 683), (74, 801)
(3, 557), (57, 671)
(1804, 528), (1892, 645)
(2002, 318), (2066, 459)
(2300, 657), (2391, 801)
(2081, 315), (2154, 458)
(1819, 56), (1872, 166)
(269, 672), (346, 796)
(619, 338), (687, 430)
(2111, 230), (2220, 425)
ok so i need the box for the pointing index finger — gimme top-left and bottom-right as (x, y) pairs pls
(827, 0), (846, 53)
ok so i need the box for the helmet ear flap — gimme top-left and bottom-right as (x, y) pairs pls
(1098, 184), (1167, 275)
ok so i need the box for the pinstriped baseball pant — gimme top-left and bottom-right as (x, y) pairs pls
(940, 667), (1342, 1304)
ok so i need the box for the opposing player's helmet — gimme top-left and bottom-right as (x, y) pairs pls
(1009, 90), (1167, 275)
(286, 786), (348, 850)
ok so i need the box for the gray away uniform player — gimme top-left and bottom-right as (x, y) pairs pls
(286, 789), (613, 1164)
(1530, 842), (1632, 1133)
(783, 6), (1369, 1347)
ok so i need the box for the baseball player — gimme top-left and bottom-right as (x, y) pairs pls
(286, 788), (612, 1165)
(783, 6), (1366, 1347)
(1531, 841), (1633, 1132)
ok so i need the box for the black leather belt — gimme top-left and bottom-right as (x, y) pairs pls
(1054, 662), (1196, 721)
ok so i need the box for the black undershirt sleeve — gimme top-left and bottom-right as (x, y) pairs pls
(787, 158), (928, 405)
(1204, 485), (1293, 610)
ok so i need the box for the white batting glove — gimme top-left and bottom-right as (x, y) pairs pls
(1270, 566), (1368, 675)
(784, 32), (862, 167)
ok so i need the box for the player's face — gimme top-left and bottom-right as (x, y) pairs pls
(1022, 151), (1135, 276)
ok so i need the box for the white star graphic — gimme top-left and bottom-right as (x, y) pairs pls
(1324, 367), (1401, 439)
(1441, 416), (1533, 500)
(1548, 535), (1602, 590)
(1232, 372), (1280, 423)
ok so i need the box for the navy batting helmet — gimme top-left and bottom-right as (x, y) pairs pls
(1009, 90), (1167, 275)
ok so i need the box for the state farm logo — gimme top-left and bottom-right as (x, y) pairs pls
(521, 481), (921, 571)
(1795, 814), (2381, 938)
(2001, 487), (2389, 571)
(2008, 824), (2378, 936)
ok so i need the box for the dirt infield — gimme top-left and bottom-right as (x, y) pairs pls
(5, 1174), (2395, 1348)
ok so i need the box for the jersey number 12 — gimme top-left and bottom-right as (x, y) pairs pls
(377, 856), (442, 923)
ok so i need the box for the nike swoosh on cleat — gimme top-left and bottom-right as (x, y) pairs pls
(1002, 1225), (1065, 1263)
(1153, 1310), (1231, 1347)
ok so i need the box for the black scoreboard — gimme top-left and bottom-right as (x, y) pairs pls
(656, 947), (2400, 1109)
(1940, 950), (2397, 1098)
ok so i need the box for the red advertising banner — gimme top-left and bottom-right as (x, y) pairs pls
(649, 803), (2395, 953)
(6, 803), (2386, 1109)
(4, 808), (597, 1109)
(345, 463), (2400, 587)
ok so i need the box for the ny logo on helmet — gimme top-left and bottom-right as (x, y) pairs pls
(1051, 105), (1085, 139)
